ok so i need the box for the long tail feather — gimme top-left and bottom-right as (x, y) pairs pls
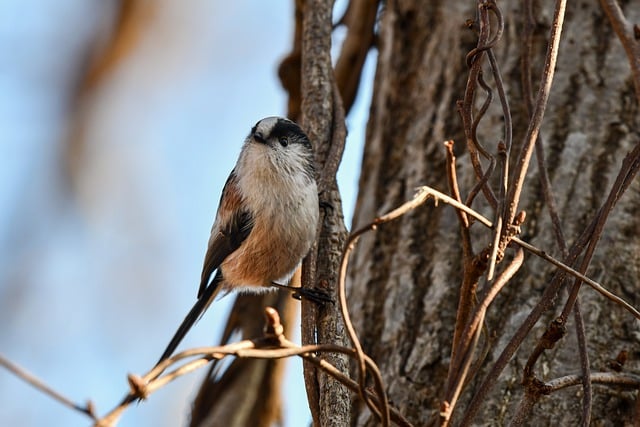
(156, 273), (222, 366)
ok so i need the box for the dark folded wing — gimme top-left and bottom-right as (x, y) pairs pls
(198, 171), (253, 298)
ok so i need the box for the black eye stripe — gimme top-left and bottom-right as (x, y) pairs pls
(248, 118), (312, 149)
(271, 119), (301, 138)
(269, 119), (311, 148)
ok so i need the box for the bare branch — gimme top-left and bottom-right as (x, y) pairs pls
(441, 248), (524, 425)
(400, 186), (640, 320)
(503, 0), (567, 233)
(92, 307), (411, 427)
(445, 140), (479, 368)
(0, 354), (97, 421)
(521, 0), (568, 258)
(510, 371), (640, 427)
(333, 0), (378, 113)
(299, 0), (351, 424)
(599, 0), (640, 101)
(337, 187), (442, 425)
(548, 372), (640, 391)
(574, 301), (592, 426)
(559, 141), (640, 322)
(512, 236), (640, 320)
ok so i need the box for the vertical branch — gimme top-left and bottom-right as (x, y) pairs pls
(518, 0), (580, 419)
(442, 248), (524, 425)
(521, 0), (567, 256)
(573, 300), (592, 426)
(333, 0), (378, 113)
(283, 1), (378, 423)
(444, 140), (483, 411)
(599, 0), (640, 102)
(502, 0), (567, 232)
(278, 0), (304, 122)
(299, 0), (351, 426)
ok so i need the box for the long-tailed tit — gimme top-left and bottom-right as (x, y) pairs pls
(157, 117), (319, 364)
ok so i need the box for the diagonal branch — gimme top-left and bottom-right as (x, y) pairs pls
(412, 186), (640, 320)
(0, 354), (97, 421)
(599, 0), (640, 101)
(502, 0), (567, 237)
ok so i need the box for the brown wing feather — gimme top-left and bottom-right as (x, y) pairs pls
(198, 170), (253, 298)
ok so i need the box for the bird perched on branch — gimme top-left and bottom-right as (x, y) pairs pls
(157, 116), (319, 365)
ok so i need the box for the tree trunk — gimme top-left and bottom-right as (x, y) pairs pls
(348, 0), (640, 425)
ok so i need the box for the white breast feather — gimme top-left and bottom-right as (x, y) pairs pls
(221, 139), (318, 289)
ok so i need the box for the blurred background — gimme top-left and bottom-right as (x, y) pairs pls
(0, 0), (374, 425)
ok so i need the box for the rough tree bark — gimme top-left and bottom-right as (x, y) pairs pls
(348, 0), (640, 425)
(299, 0), (352, 425)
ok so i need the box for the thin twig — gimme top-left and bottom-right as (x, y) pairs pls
(0, 353), (97, 421)
(337, 188), (438, 425)
(460, 163), (635, 426)
(521, 0), (568, 258)
(470, 71), (495, 161)
(465, 153), (497, 208)
(410, 185), (640, 320)
(510, 371), (640, 426)
(548, 372), (640, 391)
(444, 141), (470, 229)
(442, 248), (524, 425)
(502, 0), (567, 237)
(96, 307), (409, 427)
(599, 0), (640, 101)
(511, 236), (640, 319)
(444, 140), (479, 368)
(559, 141), (640, 322)
(574, 300), (592, 426)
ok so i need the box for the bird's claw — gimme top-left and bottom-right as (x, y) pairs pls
(292, 287), (334, 305)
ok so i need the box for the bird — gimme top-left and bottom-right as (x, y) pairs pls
(156, 116), (319, 365)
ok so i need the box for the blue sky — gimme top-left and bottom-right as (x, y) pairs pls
(0, 1), (374, 426)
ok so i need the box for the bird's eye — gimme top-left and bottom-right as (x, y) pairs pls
(279, 136), (289, 147)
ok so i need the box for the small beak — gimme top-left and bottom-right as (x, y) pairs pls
(253, 131), (266, 144)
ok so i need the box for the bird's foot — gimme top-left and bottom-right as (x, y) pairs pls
(292, 286), (334, 305)
(270, 282), (334, 305)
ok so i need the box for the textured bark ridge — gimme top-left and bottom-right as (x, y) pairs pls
(348, 1), (640, 425)
(300, 0), (352, 425)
